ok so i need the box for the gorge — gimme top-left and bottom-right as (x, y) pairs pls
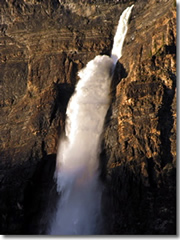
(0, 0), (176, 235)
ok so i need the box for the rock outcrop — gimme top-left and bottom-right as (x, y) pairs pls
(0, 0), (176, 234)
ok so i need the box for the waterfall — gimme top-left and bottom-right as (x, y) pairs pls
(111, 4), (134, 64)
(49, 5), (133, 235)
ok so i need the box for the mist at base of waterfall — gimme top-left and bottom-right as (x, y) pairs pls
(50, 172), (103, 235)
(49, 55), (113, 235)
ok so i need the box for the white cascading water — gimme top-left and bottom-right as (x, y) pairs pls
(49, 5), (134, 235)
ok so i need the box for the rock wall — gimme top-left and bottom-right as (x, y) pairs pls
(0, 0), (128, 233)
(0, 0), (176, 234)
(102, 0), (176, 234)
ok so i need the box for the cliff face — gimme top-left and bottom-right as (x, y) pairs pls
(0, 0), (176, 235)
(102, 0), (176, 234)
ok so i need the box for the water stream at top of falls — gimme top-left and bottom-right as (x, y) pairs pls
(49, 5), (134, 235)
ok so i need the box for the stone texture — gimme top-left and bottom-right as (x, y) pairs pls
(0, 0), (130, 234)
(0, 0), (176, 235)
(102, 0), (176, 234)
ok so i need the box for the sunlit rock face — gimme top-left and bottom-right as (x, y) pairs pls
(101, 0), (176, 234)
(0, 0), (176, 235)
